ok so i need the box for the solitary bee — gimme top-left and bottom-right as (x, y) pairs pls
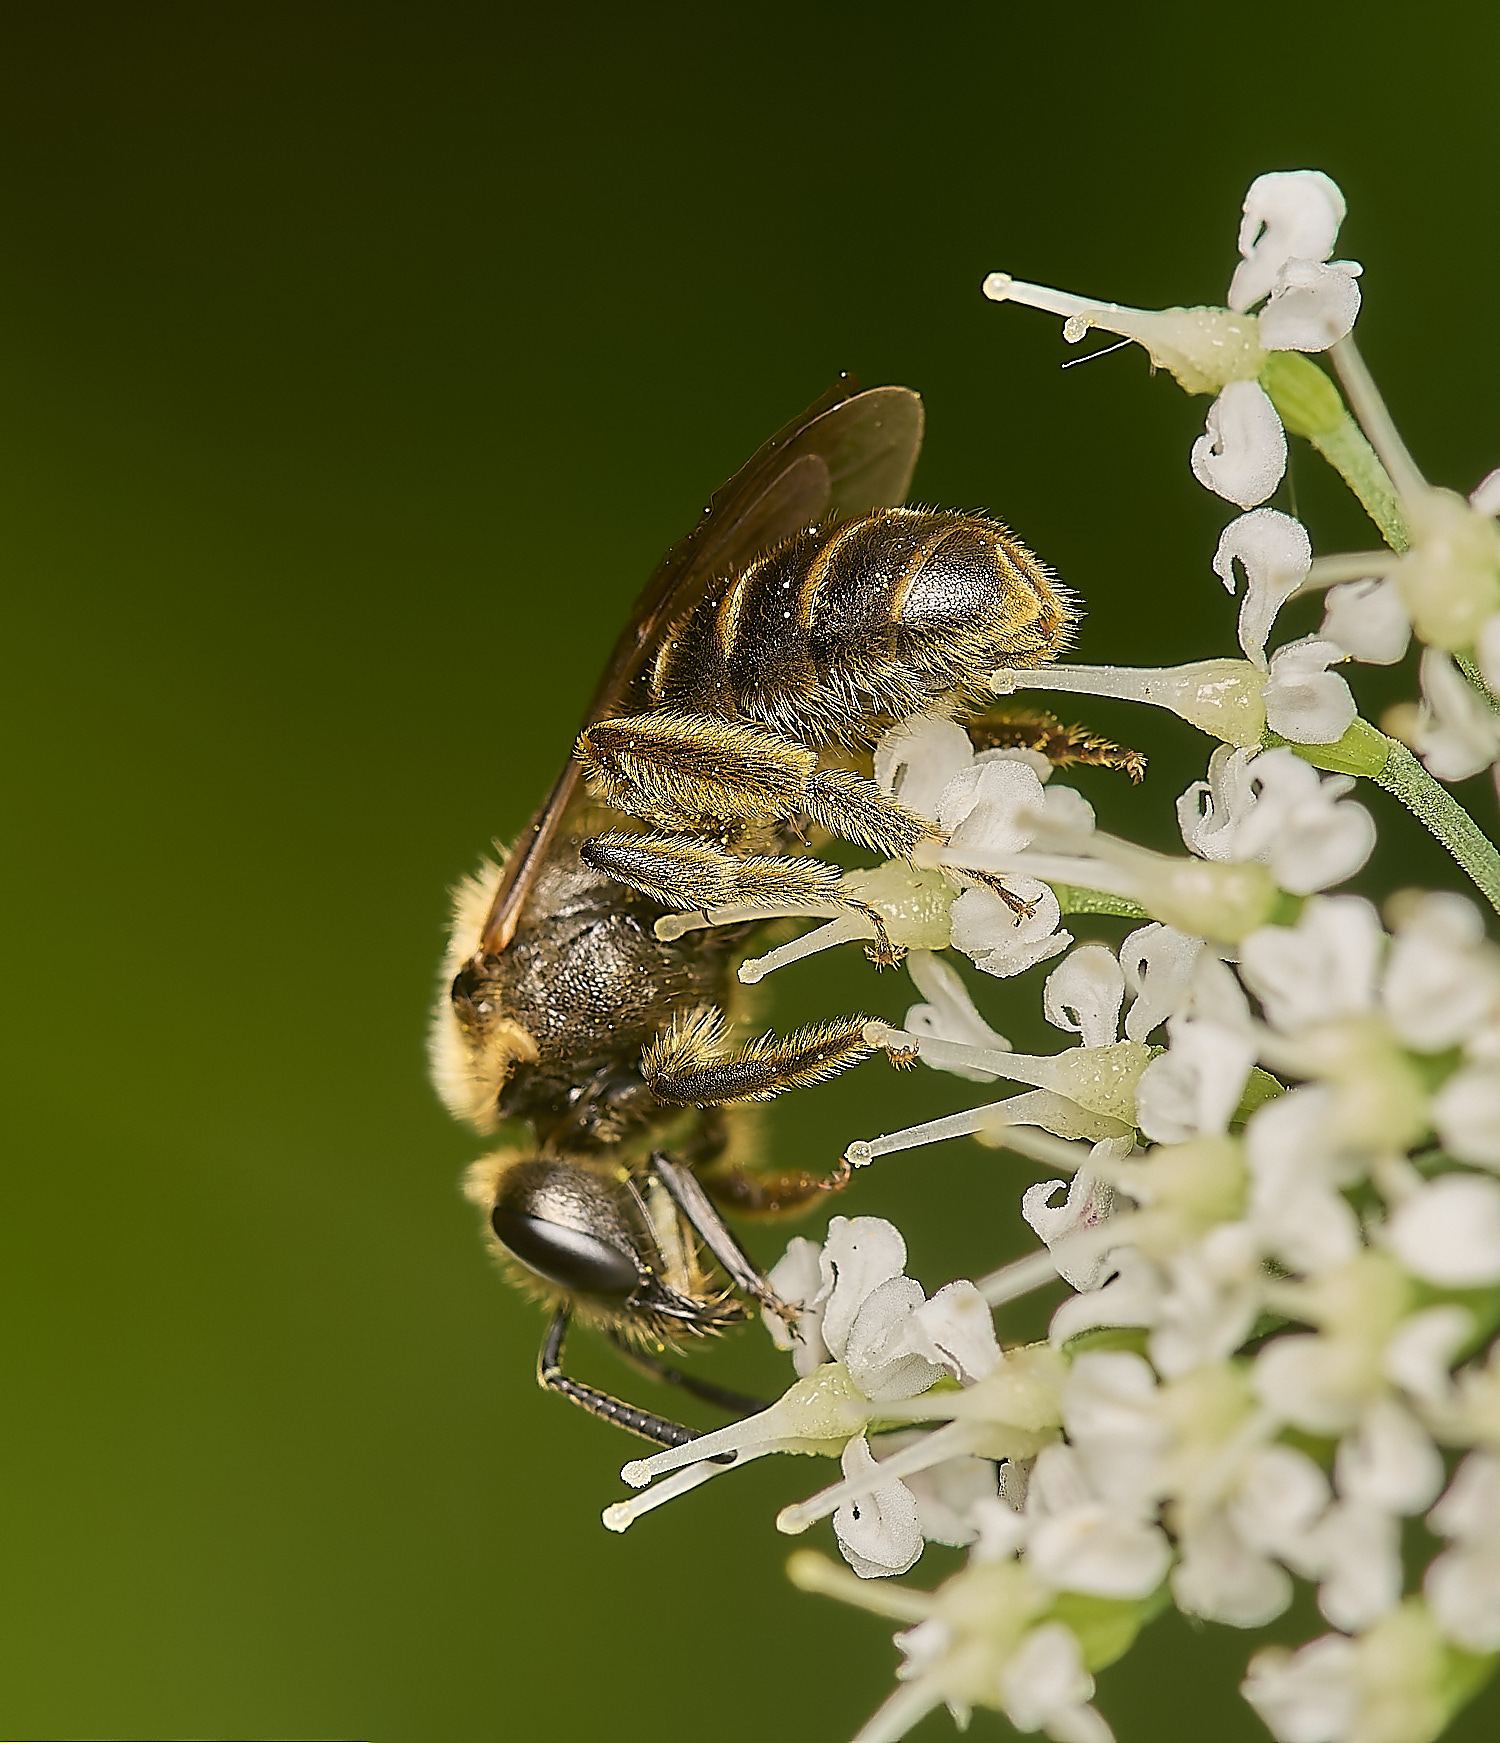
(431, 379), (1110, 1449)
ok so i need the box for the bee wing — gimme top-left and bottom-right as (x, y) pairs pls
(480, 380), (925, 954)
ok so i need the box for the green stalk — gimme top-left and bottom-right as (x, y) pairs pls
(1049, 884), (1149, 920)
(1260, 351), (1409, 551)
(1286, 721), (1500, 916)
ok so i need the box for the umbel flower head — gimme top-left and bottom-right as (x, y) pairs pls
(587, 167), (1500, 1743)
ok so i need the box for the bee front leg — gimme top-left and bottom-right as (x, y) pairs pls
(538, 1307), (732, 1453)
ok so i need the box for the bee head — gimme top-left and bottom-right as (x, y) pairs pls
(429, 952), (541, 1132)
(463, 1152), (746, 1333)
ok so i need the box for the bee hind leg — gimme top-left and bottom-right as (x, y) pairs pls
(964, 703), (1147, 782)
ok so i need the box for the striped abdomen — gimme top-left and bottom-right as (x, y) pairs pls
(644, 506), (1075, 744)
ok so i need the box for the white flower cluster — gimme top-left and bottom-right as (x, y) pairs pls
(599, 170), (1500, 1743)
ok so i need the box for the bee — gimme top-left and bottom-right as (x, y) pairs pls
(431, 378), (1119, 1450)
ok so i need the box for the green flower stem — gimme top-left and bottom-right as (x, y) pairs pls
(1458, 652), (1500, 714)
(1285, 720), (1500, 916)
(1049, 884), (1149, 920)
(1260, 351), (1409, 551)
(1374, 742), (1500, 917)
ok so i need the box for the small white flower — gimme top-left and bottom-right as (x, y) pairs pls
(1319, 577), (1411, 666)
(1043, 946), (1125, 1047)
(1022, 1168), (1118, 1290)
(1305, 1498), (1403, 1631)
(1190, 378), (1288, 509)
(764, 1235), (830, 1376)
(1383, 1305), (1475, 1409)
(833, 1433), (925, 1579)
(1335, 1399), (1444, 1517)
(1242, 1632), (1360, 1743)
(1244, 1088), (1362, 1276)
(1049, 1248), (1164, 1348)
(1135, 1018), (1256, 1145)
(998, 1622), (1102, 1739)
(1395, 647), (1500, 782)
(1257, 257), (1363, 353)
(1386, 1174), (1500, 1288)
(1382, 892), (1500, 1052)
(1228, 170), (1349, 313)
(875, 713), (975, 818)
(950, 882), (1072, 979)
(1262, 637), (1358, 746)
(1434, 1065), (1500, 1169)
(1214, 508), (1312, 669)
(1119, 922), (1205, 1042)
(1180, 747), (1373, 895)
(1149, 1222), (1263, 1378)
(1425, 1450), (1500, 1652)
(871, 1432), (1000, 1548)
(1240, 897), (1383, 1034)
(1393, 486), (1500, 654)
(1023, 1442), (1172, 1598)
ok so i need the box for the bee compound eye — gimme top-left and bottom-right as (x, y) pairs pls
(489, 1206), (640, 1298)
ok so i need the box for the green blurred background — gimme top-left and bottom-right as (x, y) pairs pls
(4, 2), (1498, 1738)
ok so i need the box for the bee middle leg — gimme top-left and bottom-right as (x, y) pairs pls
(580, 829), (900, 964)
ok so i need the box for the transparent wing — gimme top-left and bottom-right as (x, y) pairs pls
(480, 379), (924, 954)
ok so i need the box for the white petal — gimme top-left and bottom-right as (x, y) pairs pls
(817, 1216), (910, 1359)
(1172, 1511), (1292, 1627)
(1213, 508), (1312, 670)
(832, 1434), (925, 1578)
(1049, 1248), (1164, 1347)
(939, 756), (1047, 851)
(1425, 1539), (1500, 1652)
(1242, 1635), (1360, 1743)
(1177, 744), (1259, 863)
(1245, 1088), (1363, 1275)
(1386, 1174), (1500, 1287)
(1026, 1501), (1173, 1598)
(891, 1280), (1002, 1384)
(1134, 1018), (1255, 1144)
(971, 1492), (1029, 1561)
(1319, 578), (1411, 666)
(889, 1441), (999, 1546)
(874, 713), (975, 819)
(1231, 1445), (1331, 1562)
(844, 1275), (948, 1402)
(904, 949), (1011, 1080)
(951, 882), (1071, 979)
(1382, 892), (1500, 1051)
(1335, 1399), (1444, 1515)
(764, 1235), (830, 1376)
(1043, 782), (1097, 833)
(1479, 612), (1500, 696)
(1405, 647), (1500, 782)
(1120, 923), (1205, 1041)
(1257, 258), (1362, 352)
(1309, 1499), (1402, 1631)
(1229, 170), (1348, 312)
(1149, 1222), (1263, 1378)
(1472, 469), (1500, 519)
(1190, 380), (1288, 510)
(1044, 945), (1126, 1047)
(999, 1623), (1095, 1733)
(1062, 1352), (1169, 1506)
(1434, 1065), (1500, 1170)
(1263, 638), (1357, 748)
(1239, 896), (1383, 1033)
(1023, 1169), (1118, 1290)
(1253, 1333), (1365, 1436)
(1383, 1305), (1474, 1407)
(1429, 1450), (1500, 1542)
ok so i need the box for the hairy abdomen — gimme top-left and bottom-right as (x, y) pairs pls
(645, 506), (1075, 743)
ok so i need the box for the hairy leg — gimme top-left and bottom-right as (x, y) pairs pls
(964, 702), (1147, 782)
(580, 828), (899, 964)
(642, 1005), (874, 1106)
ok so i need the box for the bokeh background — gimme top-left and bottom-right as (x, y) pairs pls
(4, 2), (1499, 1738)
